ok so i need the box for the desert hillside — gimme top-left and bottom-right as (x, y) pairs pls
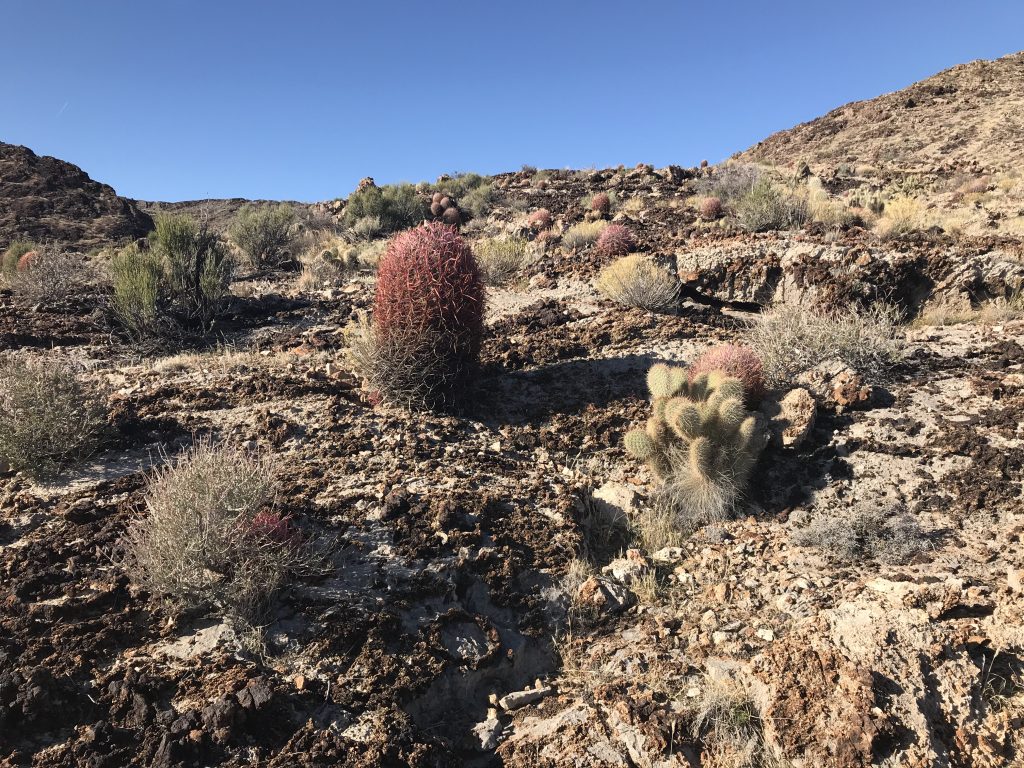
(0, 142), (152, 248)
(1, 51), (1023, 768)
(736, 51), (1024, 180)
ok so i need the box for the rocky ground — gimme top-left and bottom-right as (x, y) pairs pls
(1, 161), (1023, 768)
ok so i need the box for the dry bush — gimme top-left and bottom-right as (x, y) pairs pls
(746, 302), (904, 387)
(595, 254), (679, 311)
(474, 236), (533, 287)
(806, 178), (859, 230)
(792, 501), (929, 564)
(8, 249), (91, 303)
(916, 292), (1024, 327)
(562, 220), (608, 250)
(125, 439), (308, 625)
(351, 214), (383, 241)
(345, 312), (469, 408)
(875, 195), (925, 238)
(694, 163), (763, 202)
(689, 676), (766, 768)
(296, 233), (359, 291)
(0, 356), (106, 478)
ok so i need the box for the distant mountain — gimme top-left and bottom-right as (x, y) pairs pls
(0, 142), (153, 249)
(735, 51), (1024, 179)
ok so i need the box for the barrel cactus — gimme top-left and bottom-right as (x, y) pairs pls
(430, 192), (463, 226)
(624, 362), (768, 527)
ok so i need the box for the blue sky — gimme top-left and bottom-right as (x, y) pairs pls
(3, 1), (1022, 202)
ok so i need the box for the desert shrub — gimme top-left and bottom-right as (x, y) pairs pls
(297, 242), (359, 292)
(689, 676), (765, 763)
(792, 501), (929, 564)
(475, 237), (532, 287)
(0, 356), (105, 478)
(736, 179), (808, 232)
(528, 208), (553, 231)
(110, 244), (167, 339)
(342, 182), (426, 234)
(348, 222), (485, 409)
(746, 302), (904, 387)
(351, 214), (384, 240)
(595, 223), (636, 257)
(694, 163), (762, 202)
(228, 204), (296, 269)
(697, 196), (722, 219)
(125, 439), (308, 625)
(8, 249), (90, 303)
(806, 179), (859, 230)
(1, 240), (36, 274)
(562, 220), (608, 251)
(111, 215), (232, 342)
(595, 255), (679, 311)
(875, 196), (925, 238)
(689, 345), (765, 405)
(624, 363), (768, 531)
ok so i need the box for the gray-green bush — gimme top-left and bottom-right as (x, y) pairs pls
(736, 179), (808, 232)
(111, 215), (232, 342)
(0, 356), (106, 478)
(228, 204), (296, 269)
(342, 183), (427, 233)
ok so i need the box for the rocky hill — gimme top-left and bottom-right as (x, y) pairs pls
(736, 51), (1024, 180)
(0, 142), (153, 249)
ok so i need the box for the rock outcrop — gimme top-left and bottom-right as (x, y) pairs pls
(0, 142), (153, 248)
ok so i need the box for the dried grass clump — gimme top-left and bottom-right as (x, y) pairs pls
(689, 676), (766, 767)
(474, 236), (533, 287)
(125, 439), (308, 625)
(561, 220), (607, 250)
(595, 255), (679, 311)
(746, 302), (904, 387)
(875, 196), (925, 238)
(0, 356), (105, 478)
(228, 204), (296, 269)
(792, 501), (929, 564)
(7, 248), (91, 303)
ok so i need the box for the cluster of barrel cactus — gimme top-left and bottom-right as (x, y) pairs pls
(624, 362), (768, 523)
(430, 192), (463, 226)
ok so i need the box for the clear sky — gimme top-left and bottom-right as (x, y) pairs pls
(3, 1), (1022, 202)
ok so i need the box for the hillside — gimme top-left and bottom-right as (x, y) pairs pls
(736, 51), (1024, 179)
(0, 142), (152, 249)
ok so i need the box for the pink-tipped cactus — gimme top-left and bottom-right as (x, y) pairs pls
(698, 197), (723, 220)
(595, 224), (636, 257)
(16, 250), (38, 272)
(528, 208), (552, 231)
(245, 511), (301, 547)
(590, 193), (611, 216)
(689, 344), (765, 405)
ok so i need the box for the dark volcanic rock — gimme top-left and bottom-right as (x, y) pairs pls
(0, 142), (153, 248)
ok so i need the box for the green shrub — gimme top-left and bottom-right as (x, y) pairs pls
(736, 179), (808, 232)
(0, 356), (106, 478)
(111, 215), (232, 342)
(228, 204), (296, 269)
(433, 173), (493, 219)
(343, 182), (427, 234)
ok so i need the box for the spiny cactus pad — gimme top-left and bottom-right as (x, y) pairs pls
(624, 362), (768, 525)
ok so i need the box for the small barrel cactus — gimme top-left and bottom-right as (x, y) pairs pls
(624, 362), (768, 526)
(688, 344), (765, 406)
(15, 250), (38, 272)
(590, 192), (611, 216)
(698, 196), (723, 220)
(430, 192), (462, 226)
(596, 224), (635, 258)
(528, 208), (552, 231)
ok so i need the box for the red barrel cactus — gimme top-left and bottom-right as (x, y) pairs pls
(369, 221), (485, 407)
(689, 344), (766, 405)
(528, 208), (552, 231)
(698, 196), (723, 220)
(596, 224), (636, 257)
(590, 192), (611, 216)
